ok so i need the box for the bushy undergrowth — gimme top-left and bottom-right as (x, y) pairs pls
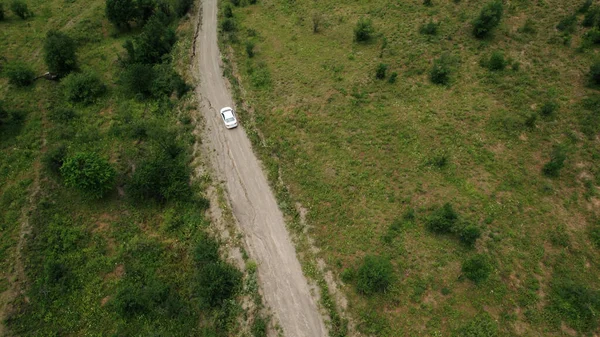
(356, 255), (394, 295)
(462, 254), (493, 284)
(472, 0), (503, 38)
(44, 30), (78, 76)
(542, 145), (567, 177)
(419, 20), (439, 35)
(5, 61), (35, 87)
(60, 152), (116, 199)
(455, 312), (498, 337)
(430, 54), (451, 85)
(10, 0), (31, 19)
(354, 18), (374, 43)
(62, 72), (106, 104)
(548, 278), (600, 333)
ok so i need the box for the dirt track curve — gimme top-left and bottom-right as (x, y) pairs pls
(192, 0), (328, 336)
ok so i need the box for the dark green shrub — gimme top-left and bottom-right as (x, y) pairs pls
(5, 61), (35, 87)
(590, 225), (600, 248)
(556, 15), (577, 33)
(194, 234), (220, 266)
(245, 41), (255, 58)
(430, 54), (451, 85)
(48, 107), (77, 123)
(248, 0), (257, 4)
(0, 3), (5, 20)
(10, 0), (31, 19)
(419, 20), (439, 35)
(113, 277), (170, 318)
(105, 0), (137, 29)
(62, 72), (106, 104)
(462, 254), (493, 284)
(221, 17), (235, 32)
(175, 0), (193, 17)
(487, 51), (508, 71)
(518, 18), (536, 34)
(548, 279), (600, 333)
(127, 149), (191, 203)
(354, 18), (374, 43)
(340, 267), (355, 283)
(583, 6), (600, 27)
(542, 146), (567, 177)
(549, 224), (570, 247)
(251, 316), (267, 337)
(426, 203), (458, 233)
(44, 30), (78, 76)
(119, 63), (154, 97)
(312, 12), (322, 33)
(472, 0), (503, 38)
(459, 224), (481, 247)
(60, 152), (116, 199)
(423, 0), (433, 6)
(388, 72), (398, 84)
(540, 101), (558, 116)
(230, 0), (240, 6)
(198, 262), (242, 308)
(578, 0), (593, 14)
(151, 63), (188, 98)
(524, 112), (537, 129)
(427, 150), (449, 168)
(43, 144), (68, 176)
(456, 312), (498, 337)
(375, 63), (387, 80)
(581, 28), (600, 48)
(356, 255), (394, 295)
(223, 3), (233, 18)
(589, 60), (600, 85)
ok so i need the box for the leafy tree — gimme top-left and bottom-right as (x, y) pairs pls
(354, 17), (374, 42)
(175, 0), (193, 17)
(375, 63), (387, 80)
(62, 72), (106, 104)
(472, 0), (503, 38)
(484, 51), (508, 71)
(151, 63), (188, 98)
(426, 203), (458, 233)
(459, 224), (481, 247)
(60, 152), (116, 199)
(589, 60), (600, 85)
(5, 61), (35, 87)
(120, 63), (154, 97)
(0, 3), (5, 20)
(10, 0), (31, 19)
(430, 54), (451, 85)
(105, 0), (137, 29)
(356, 255), (394, 295)
(420, 20), (439, 35)
(221, 17), (235, 32)
(462, 254), (493, 284)
(131, 12), (176, 64)
(542, 146), (567, 177)
(44, 30), (77, 76)
(197, 262), (242, 308)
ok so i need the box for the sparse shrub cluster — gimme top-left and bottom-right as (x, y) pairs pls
(10, 0), (32, 19)
(356, 255), (394, 295)
(583, 5), (600, 27)
(430, 53), (452, 85)
(542, 145), (567, 177)
(354, 17), (375, 43)
(420, 20), (439, 35)
(4, 61), (35, 87)
(120, 63), (187, 99)
(62, 72), (106, 104)
(557, 15), (577, 34)
(548, 278), (600, 333)
(472, 0), (503, 38)
(540, 101), (558, 116)
(375, 63), (387, 79)
(426, 203), (482, 247)
(482, 51), (508, 71)
(44, 30), (78, 77)
(122, 12), (176, 64)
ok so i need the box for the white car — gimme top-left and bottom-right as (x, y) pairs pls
(220, 107), (238, 129)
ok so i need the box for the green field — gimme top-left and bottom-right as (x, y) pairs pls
(1, 0), (266, 335)
(222, 0), (600, 335)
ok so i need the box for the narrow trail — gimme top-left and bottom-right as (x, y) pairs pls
(191, 0), (328, 336)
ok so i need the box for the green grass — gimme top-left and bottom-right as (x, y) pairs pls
(221, 0), (600, 335)
(1, 0), (255, 335)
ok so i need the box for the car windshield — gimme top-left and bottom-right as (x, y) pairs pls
(225, 117), (235, 123)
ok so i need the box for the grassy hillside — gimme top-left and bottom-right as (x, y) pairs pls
(222, 0), (600, 335)
(1, 0), (265, 335)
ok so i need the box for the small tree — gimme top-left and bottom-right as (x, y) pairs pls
(120, 63), (154, 97)
(589, 60), (600, 85)
(133, 12), (176, 64)
(426, 203), (458, 233)
(221, 17), (235, 32)
(62, 72), (106, 104)
(223, 3), (233, 18)
(245, 41), (255, 58)
(60, 152), (116, 199)
(420, 20), (439, 35)
(105, 0), (137, 29)
(356, 255), (394, 295)
(44, 30), (78, 76)
(472, 0), (503, 38)
(175, 0), (193, 17)
(459, 224), (481, 247)
(10, 0), (31, 19)
(542, 146), (567, 177)
(375, 63), (387, 79)
(354, 18), (374, 43)
(540, 101), (558, 116)
(430, 54), (451, 85)
(484, 51), (508, 71)
(198, 262), (242, 308)
(5, 61), (35, 87)
(462, 254), (493, 284)
(0, 3), (5, 20)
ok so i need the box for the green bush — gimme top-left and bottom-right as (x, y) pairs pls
(542, 146), (567, 177)
(340, 267), (355, 283)
(581, 28), (600, 48)
(251, 316), (267, 337)
(44, 30), (78, 76)
(245, 41), (255, 58)
(419, 20), (438, 35)
(354, 18), (374, 43)
(578, 0), (593, 14)
(423, 0), (433, 6)
(48, 107), (77, 123)
(43, 144), (68, 176)
(194, 234), (220, 266)
(0, 3), (5, 20)
(5, 61), (35, 87)
(589, 60), (600, 85)
(540, 101), (558, 116)
(198, 262), (242, 308)
(524, 112), (537, 129)
(426, 203), (458, 234)
(472, 0), (503, 38)
(221, 17), (235, 32)
(175, 0), (193, 17)
(119, 63), (154, 97)
(105, 0), (137, 29)
(484, 51), (508, 71)
(150, 63), (188, 98)
(556, 15), (577, 33)
(388, 72), (398, 84)
(356, 255), (394, 295)
(130, 13), (176, 64)
(583, 6), (600, 27)
(60, 152), (116, 199)
(455, 312), (498, 337)
(223, 4), (233, 18)
(375, 63), (387, 80)
(462, 254), (493, 284)
(127, 149), (191, 203)
(518, 18), (536, 34)
(459, 224), (481, 247)
(548, 278), (600, 333)
(590, 225), (600, 248)
(10, 0), (31, 19)
(430, 54), (451, 85)
(62, 72), (106, 104)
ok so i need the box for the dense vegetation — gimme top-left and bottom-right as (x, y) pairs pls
(0, 0), (261, 335)
(221, 0), (600, 335)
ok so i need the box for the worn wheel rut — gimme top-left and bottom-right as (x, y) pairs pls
(192, 0), (328, 336)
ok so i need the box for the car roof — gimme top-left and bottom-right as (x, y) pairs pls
(220, 107), (233, 113)
(222, 110), (235, 119)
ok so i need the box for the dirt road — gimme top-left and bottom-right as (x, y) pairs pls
(192, 1), (328, 336)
